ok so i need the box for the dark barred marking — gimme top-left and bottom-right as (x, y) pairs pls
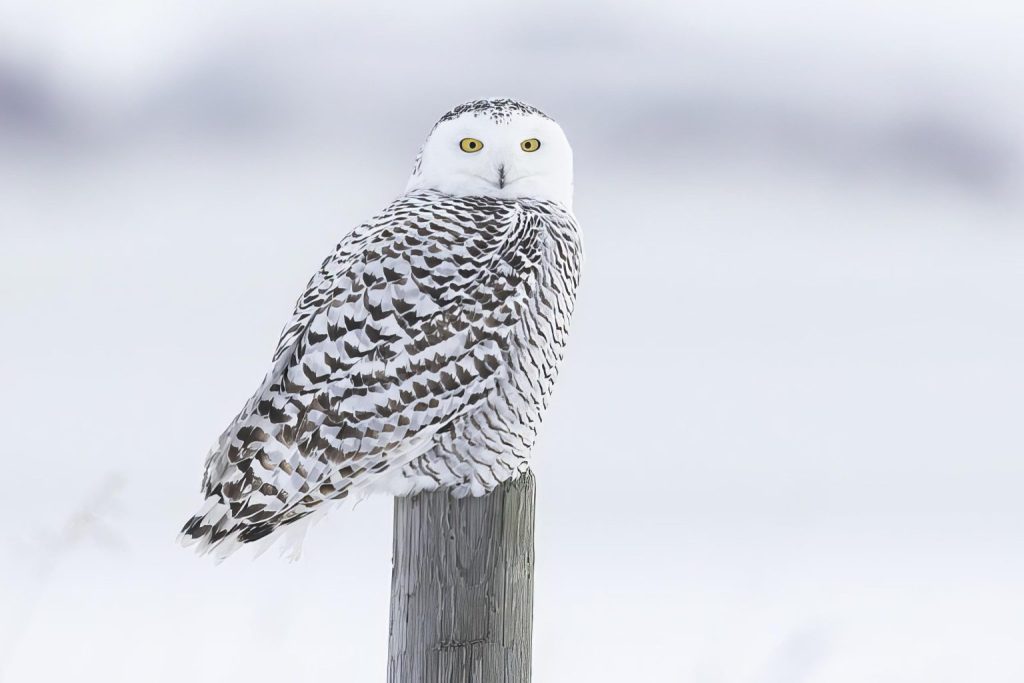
(436, 98), (551, 127)
(181, 188), (581, 556)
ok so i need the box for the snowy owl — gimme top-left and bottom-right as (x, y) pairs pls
(180, 98), (582, 558)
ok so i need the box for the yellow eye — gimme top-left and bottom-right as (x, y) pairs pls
(520, 138), (541, 152)
(459, 138), (484, 153)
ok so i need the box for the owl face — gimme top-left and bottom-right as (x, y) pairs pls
(406, 99), (574, 209)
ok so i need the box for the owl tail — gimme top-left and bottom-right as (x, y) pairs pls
(179, 493), (321, 562)
(178, 494), (242, 557)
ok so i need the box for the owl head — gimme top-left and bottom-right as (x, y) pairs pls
(406, 98), (574, 209)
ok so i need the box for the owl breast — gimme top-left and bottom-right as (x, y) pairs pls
(386, 197), (583, 497)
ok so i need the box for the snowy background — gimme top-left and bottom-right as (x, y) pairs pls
(1, 1), (1022, 681)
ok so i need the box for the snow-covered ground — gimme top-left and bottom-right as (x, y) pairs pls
(1, 2), (1022, 681)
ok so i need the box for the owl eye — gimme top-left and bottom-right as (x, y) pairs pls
(520, 138), (541, 152)
(459, 138), (484, 153)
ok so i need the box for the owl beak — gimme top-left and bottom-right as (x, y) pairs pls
(497, 164), (506, 189)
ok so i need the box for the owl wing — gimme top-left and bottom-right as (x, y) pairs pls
(180, 194), (542, 556)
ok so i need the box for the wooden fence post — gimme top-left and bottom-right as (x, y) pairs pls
(387, 470), (536, 683)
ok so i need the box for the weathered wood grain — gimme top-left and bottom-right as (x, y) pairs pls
(387, 471), (536, 683)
